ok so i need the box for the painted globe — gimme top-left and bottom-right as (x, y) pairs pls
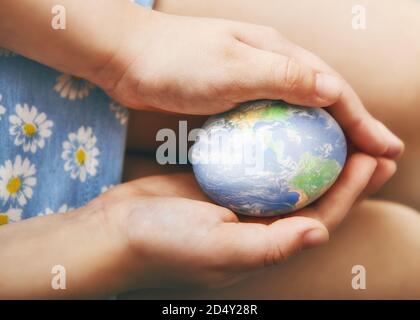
(191, 100), (347, 217)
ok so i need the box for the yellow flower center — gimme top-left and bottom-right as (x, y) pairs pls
(23, 123), (37, 137)
(7, 176), (21, 194)
(0, 214), (8, 225)
(75, 148), (87, 166)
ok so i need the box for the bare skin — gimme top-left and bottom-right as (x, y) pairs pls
(0, 0), (414, 298)
(128, 0), (420, 209)
(123, 0), (420, 299)
(121, 155), (420, 300)
(1, 153), (384, 298)
(122, 194), (420, 299)
(3, 0), (386, 298)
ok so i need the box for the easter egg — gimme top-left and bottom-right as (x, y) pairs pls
(191, 100), (347, 217)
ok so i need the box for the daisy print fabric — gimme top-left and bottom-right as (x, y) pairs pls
(54, 74), (95, 100)
(9, 103), (53, 153)
(62, 126), (100, 182)
(0, 0), (153, 226)
(0, 156), (37, 207)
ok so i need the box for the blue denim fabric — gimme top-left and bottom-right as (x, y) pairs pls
(0, 0), (154, 225)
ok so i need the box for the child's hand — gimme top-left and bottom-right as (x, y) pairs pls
(1, 1), (403, 159)
(1, 0), (403, 158)
(98, 152), (391, 290)
(0, 152), (394, 299)
(92, 7), (403, 159)
(95, 10), (343, 114)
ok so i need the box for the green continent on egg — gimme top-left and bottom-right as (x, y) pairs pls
(291, 153), (342, 199)
(257, 101), (289, 120)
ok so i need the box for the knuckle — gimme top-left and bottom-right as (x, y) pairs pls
(273, 57), (315, 97)
(264, 237), (286, 267)
(344, 114), (366, 133)
(283, 57), (303, 91)
(260, 26), (280, 39)
(252, 26), (284, 50)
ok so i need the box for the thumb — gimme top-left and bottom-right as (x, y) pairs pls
(219, 216), (329, 270)
(234, 45), (343, 107)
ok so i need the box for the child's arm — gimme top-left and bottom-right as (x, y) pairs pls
(0, 204), (129, 298)
(0, 0), (403, 159)
(0, 0), (127, 78)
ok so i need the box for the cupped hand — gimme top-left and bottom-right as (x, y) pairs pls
(94, 9), (343, 113)
(97, 152), (395, 290)
(92, 7), (403, 159)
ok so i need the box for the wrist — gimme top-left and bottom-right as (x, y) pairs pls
(69, 0), (140, 80)
(0, 199), (134, 299)
(86, 188), (160, 294)
(87, 4), (158, 95)
(74, 195), (139, 297)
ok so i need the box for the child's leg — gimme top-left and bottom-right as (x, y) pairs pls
(119, 157), (420, 298)
(129, 0), (420, 208)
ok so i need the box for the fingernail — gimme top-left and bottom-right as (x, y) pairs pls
(315, 73), (343, 101)
(377, 121), (404, 158)
(302, 228), (329, 249)
(385, 142), (404, 159)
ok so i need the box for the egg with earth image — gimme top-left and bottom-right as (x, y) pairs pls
(191, 100), (347, 217)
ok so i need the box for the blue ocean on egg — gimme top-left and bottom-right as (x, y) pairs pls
(192, 100), (347, 217)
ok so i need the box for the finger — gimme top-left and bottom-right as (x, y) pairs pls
(298, 153), (377, 231)
(231, 43), (343, 107)
(234, 24), (404, 159)
(375, 120), (406, 158)
(287, 51), (404, 159)
(328, 88), (402, 158)
(359, 157), (397, 199)
(216, 216), (328, 270)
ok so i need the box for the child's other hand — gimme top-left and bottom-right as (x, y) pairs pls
(92, 7), (403, 159)
(94, 10), (343, 114)
(97, 153), (390, 290)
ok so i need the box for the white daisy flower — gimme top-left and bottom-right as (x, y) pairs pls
(0, 94), (6, 120)
(0, 48), (16, 57)
(37, 204), (73, 217)
(62, 126), (100, 182)
(0, 208), (22, 225)
(101, 184), (115, 194)
(0, 156), (36, 207)
(54, 74), (95, 100)
(9, 103), (53, 153)
(110, 101), (129, 125)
